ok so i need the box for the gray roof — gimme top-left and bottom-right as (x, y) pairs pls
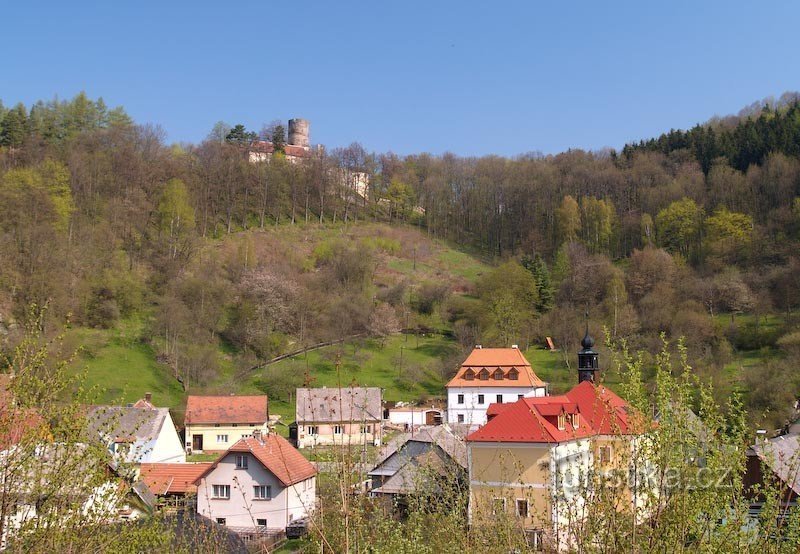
(87, 406), (168, 442)
(372, 425), (467, 471)
(295, 387), (382, 423)
(371, 442), (464, 495)
(752, 433), (800, 496)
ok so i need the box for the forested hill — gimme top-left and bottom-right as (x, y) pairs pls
(2, 92), (800, 430)
(621, 92), (800, 173)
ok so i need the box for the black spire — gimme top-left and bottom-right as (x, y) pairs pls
(581, 312), (594, 349)
(578, 312), (598, 384)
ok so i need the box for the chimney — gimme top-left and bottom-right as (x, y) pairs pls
(475, 344), (482, 349)
(253, 429), (262, 443)
(511, 344), (518, 349)
(145, 392), (152, 403)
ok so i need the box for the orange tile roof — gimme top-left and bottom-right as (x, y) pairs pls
(446, 348), (546, 388)
(184, 395), (268, 425)
(468, 381), (632, 443)
(197, 434), (316, 487)
(139, 463), (213, 495)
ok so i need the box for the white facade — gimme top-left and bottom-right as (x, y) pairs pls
(144, 411), (185, 463)
(447, 386), (546, 426)
(196, 451), (316, 530)
(387, 408), (442, 428)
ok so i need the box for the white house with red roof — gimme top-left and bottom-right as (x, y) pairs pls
(195, 431), (316, 533)
(466, 330), (643, 550)
(184, 395), (269, 454)
(446, 346), (547, 427)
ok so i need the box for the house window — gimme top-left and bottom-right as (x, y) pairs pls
(457, 414), (465, 423)
(334, 425), (344, 435)
(212, 485), (230, 499)
(479, 369), (490, 380)
(457, 394), (464, 405)
(493, 369), (503, 380)
(598, 445), (613, 463)
(235, 454), (248, 469)
(253, 485), (272, 500)
(307, 425), (319, 435)
(217, 434), (228, 443)
(478, 394), (485, 405)
(508, 368), (519, 380)
(360, 425), (371, 434)
(557, 414), (566, 430)
(492, 497), (506, 514)
(496, 394), (503, 404)
(216, 517), (226, 525)
(464, 369), (475, 380)
(516, 499), (529, 517)
(526, 529), (544, 551)
(257, 518), (267, 527)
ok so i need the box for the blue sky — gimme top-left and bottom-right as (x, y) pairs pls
(2, 1), (798, 156)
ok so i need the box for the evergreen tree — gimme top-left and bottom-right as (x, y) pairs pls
(0, 103), (29, 147)
(521, 254), (554, 313)
(271, 124), (286, 153)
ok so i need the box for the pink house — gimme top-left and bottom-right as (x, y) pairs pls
(195, 431), (316, 533)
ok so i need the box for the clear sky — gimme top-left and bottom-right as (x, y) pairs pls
(2, 1), (798, 156)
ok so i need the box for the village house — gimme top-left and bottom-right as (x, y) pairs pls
(386, 402), (444, 430)
(87, 398), (185, 464)
(466, 330), (641, 550)
(184, 395), (269, 454)
(291, 387), (383, 449)
(195, 431), (316, 536)
(446, 345), (548, 427)
(744, 432), (799, 518)
(0, 443), (156, 548)
(368, 425), (467, 509)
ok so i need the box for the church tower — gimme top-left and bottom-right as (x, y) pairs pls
(578, 322), (599, 384)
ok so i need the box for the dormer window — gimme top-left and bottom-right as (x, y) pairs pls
(493, 369), (504, 381)
(507, 368), (519, 380)
(557, 413), (566, 430)
(464, 369), (475, 381)
(571, 413), (580, 429)
(479, 369), (490, 381)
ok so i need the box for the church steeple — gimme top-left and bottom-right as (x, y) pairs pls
(578, 313), (599, 384)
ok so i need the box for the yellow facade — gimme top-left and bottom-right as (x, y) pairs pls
(185, 423), (267, 453)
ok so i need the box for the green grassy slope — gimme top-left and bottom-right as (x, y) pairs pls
(67, 319), (185, 408)
(65, 223), (490, 422)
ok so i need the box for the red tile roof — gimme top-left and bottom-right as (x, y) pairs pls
(139, 463), (212, 495)
(184, 395), (268, 425)
(468, 381), (631, 443)
(446, 348), (547, 388)
(197, 434), (316, 487)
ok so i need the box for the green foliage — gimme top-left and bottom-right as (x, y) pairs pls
(521, 253), (554, 312)
(623, 98), (800, 173)
(224, 123), (257, 145)
(655, 197), (703, 258)
(272, 124), (286, 153)
(0, 159), (74, 232)
(0, 102), (28, 147)
(555, 195), (581, 244)
(156, 178), (195, 261)
(580, 195), (616, 253)
(478, 260), (539, 345)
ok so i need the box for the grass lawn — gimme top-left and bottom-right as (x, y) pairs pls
(66, 318), (185, 409)
(250, 333), (458, 426)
